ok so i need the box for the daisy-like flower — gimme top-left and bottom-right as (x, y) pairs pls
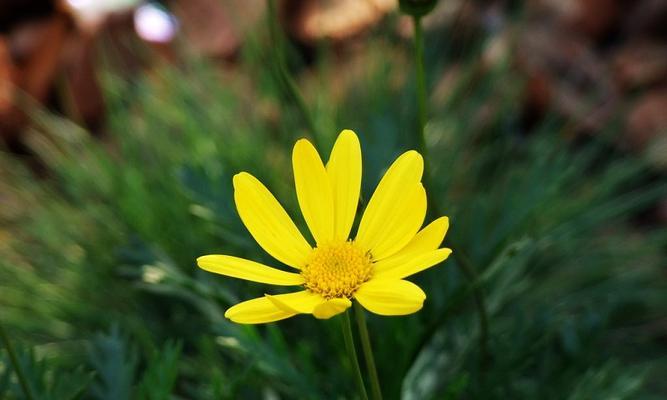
(197, 130), (452, 323)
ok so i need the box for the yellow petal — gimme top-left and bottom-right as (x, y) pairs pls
(225, 296), (296, 324)
(395, 217), (449, 256)
(233, 172), (312, 269)
(371, 216), (451, 279)
(197, 255), (304, 285)
(356, 151), (425, 260)
(374, 184), (427, 259)
(265, 290), (325, 314)
(313, 298), (352, 319)
(355, 279), (426, 316)
(373, 248), (452, 280)
(327, 130), (362, 241)
(293, 139), (335, 245)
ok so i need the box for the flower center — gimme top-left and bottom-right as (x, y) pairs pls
(301, 241), (373, 299)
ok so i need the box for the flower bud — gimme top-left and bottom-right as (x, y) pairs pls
(399, 0), (439, 18)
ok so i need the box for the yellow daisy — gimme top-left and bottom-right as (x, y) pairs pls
(197, 129), (452, 323)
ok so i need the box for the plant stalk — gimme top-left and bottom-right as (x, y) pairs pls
(353, 303), (382, 400)
(414, 15), (428, 166)
(341, 312), (369, 400)
(410, 14), (491, 369)
(0, 322), (34, 400)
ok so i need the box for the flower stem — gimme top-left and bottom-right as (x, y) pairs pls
(353, 303), (382, 400)
(412, 14), (435, 215)
(410, 14), (491, 370)
(0, 322), (34, 400)
(266, 0), (319, 139)
(413, 15), (428, 165)
(341, 312), (369, 400)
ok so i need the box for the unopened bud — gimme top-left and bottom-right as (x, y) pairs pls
(399, 0), (439, 18)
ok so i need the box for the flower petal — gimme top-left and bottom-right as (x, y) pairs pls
(233, 172), (312, 269)
(356, 151), (425, 260)
(327, 130), (362, 241)
(394, 216), (449, 256)
(197, 255), (304, 285)
(225, 296), (296, 324)
(373, 248), (452, 280)
(373, 184), (427, 259)
(265, 290), (325, 314)
(313, 298), (352, 319)
(371, 216), (451, 279)
(293, 139), (335, 245)
(355, 279), (426, 316)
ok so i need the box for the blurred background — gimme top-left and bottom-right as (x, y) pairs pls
(1, 0), (666, 398)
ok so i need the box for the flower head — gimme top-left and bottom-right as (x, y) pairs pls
(197, 130), (452, 323)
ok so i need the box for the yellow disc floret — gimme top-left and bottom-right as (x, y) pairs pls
(301, 241), (373, 299)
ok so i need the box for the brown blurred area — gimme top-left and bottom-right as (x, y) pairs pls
(1, 0), (102, 150)
(1, 0), (666, 166)
(518, 0), (667, 151)
(0, 0), (263, 150)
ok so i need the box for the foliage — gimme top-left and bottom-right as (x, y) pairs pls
(1, 8), (666, 399)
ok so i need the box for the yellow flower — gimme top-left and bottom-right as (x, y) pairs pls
(197, 130), (452, 323)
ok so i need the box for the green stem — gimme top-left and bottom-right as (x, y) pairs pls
(266, 0), (319, 138)
(353, 303), (382, 400)
(341, 312), (369, 400)
(0, 323), (34, 400)
(414, 15), (428, 160)
(410, 15), (491, 370)
(413, 15), (437, 219)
